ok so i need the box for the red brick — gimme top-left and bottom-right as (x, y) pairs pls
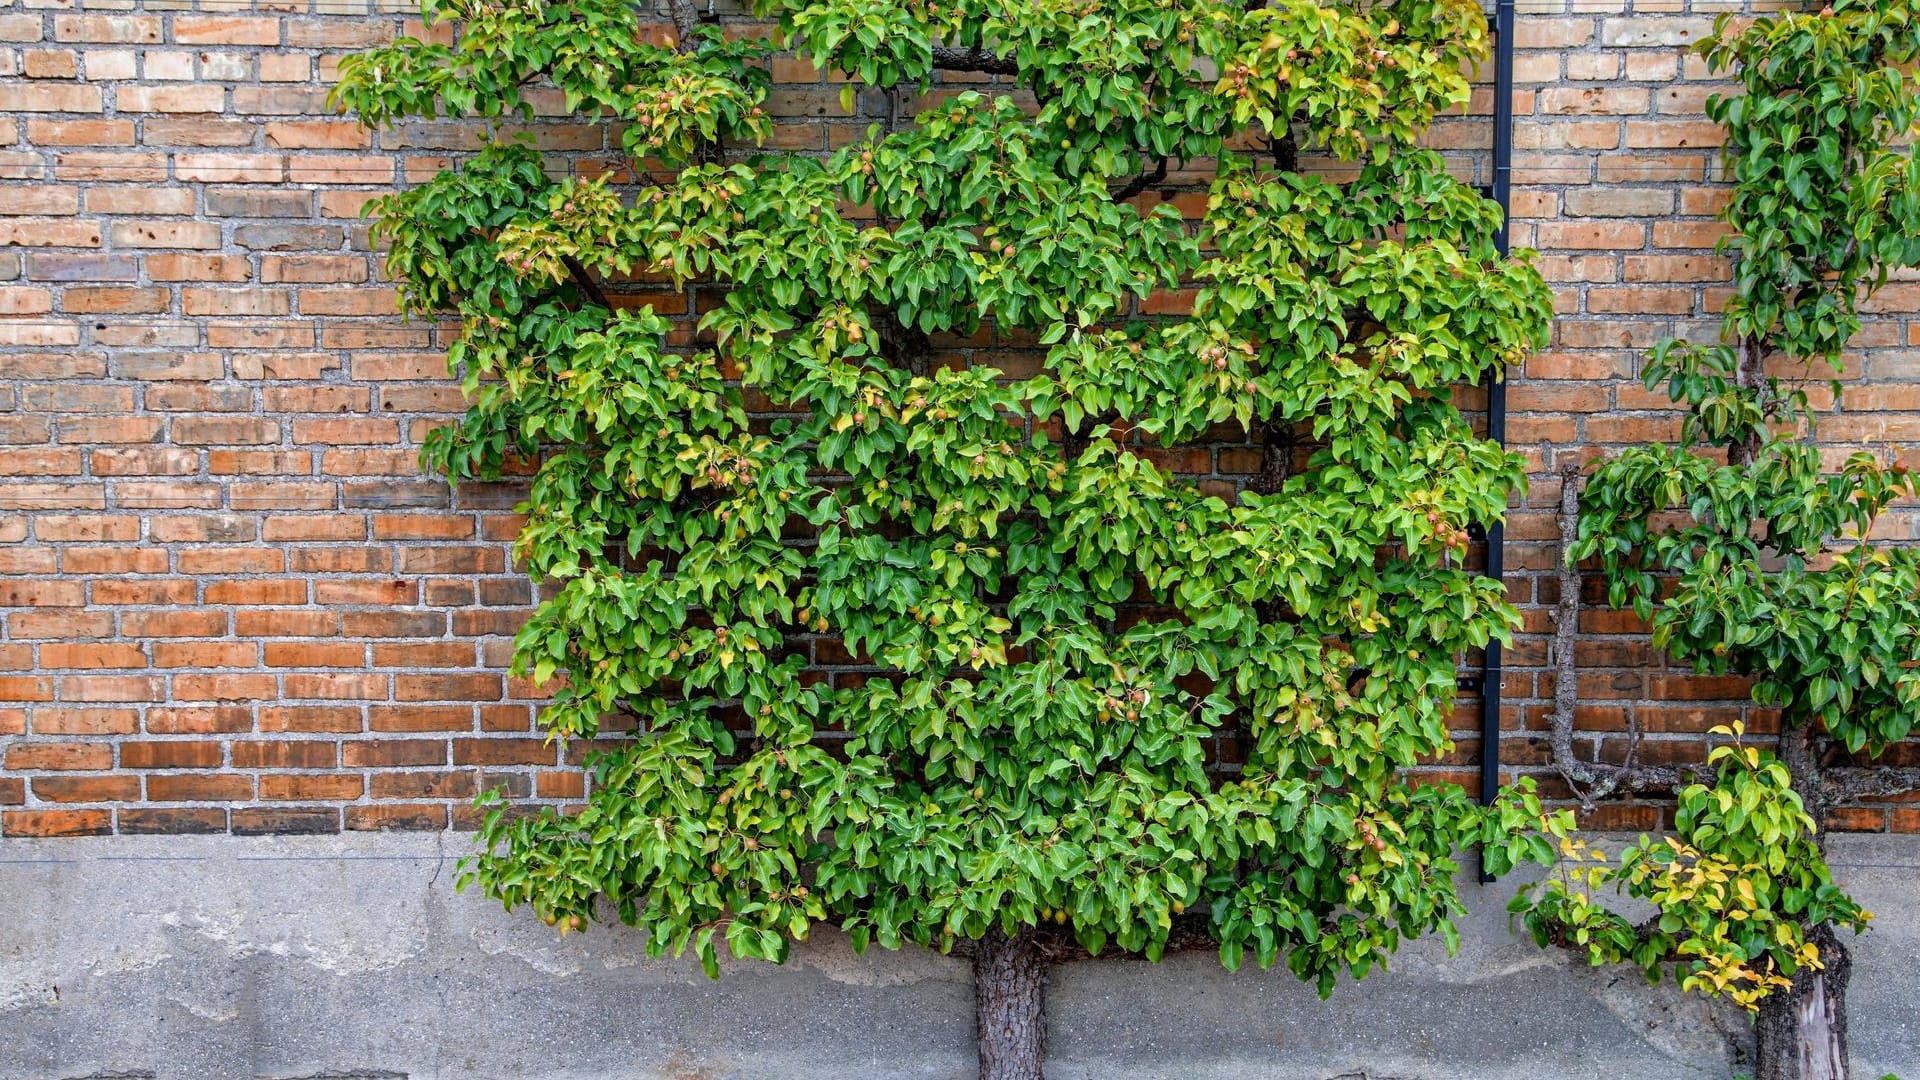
(370, 770), (476, 800)
(174, 16), (281, 45)
(264, 642), (366, 668)
(34, 775), (142, 802)
(231, 740), (337, 769)
(148, 773), (254, 801)
(369, 705), (472, 732)
(120, 741), (224, 769)
(6, 742), (113, 771)
(4, 809), (114, 837)
(30, 707), (135, 735)
(347, 803), (448, 831)
(453, 738), (555, 767)
(146, 706), (254, 734)
(259, 705), (362, 733)
(120, 807), (228, 834)
(232, 807), (337, 834)
(342, 739), (446, 767)
(260, 773), (364, 801)
(37, 643), (147, 669)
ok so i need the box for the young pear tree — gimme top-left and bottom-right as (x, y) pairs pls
(335, 1), (1557, 1076)
(1517, 5), (1920, 1078)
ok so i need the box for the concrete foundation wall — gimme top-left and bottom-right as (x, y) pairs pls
(3, 834), (1917, 1080)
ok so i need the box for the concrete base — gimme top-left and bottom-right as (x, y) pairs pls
(1, 834), (1915, 1080)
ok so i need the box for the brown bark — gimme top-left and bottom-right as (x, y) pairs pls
(561, 254), (610, 309)
(1545, 462), (1687, 803)
(1249, 420), (1293, 495)
(1777, 722), (1827, 843)
(1110, 156), (1169, 202)
(665, 0), (701, 50)
(1754, 923), (1851, 1080)
(973, 928), (1048, 1080)
(1729, 334), (1767, 467)
(931, 44), (1018, 75)
(1751, 723), (1850, 1079)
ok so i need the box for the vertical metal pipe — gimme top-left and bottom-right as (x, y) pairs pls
(1478, 0), (1516, 882)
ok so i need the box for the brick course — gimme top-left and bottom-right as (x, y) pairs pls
(1, 0), (1917, 837)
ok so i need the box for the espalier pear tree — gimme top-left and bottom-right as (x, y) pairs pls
(1515, 4), (1920, 1079)
(335, 1), (1557, 1075)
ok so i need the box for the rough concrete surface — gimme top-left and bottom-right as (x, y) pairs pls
(0, 833), (1914, 1080)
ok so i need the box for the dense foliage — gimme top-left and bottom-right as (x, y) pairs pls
(335, 0), (1556, 993)
(1515, 0), (1920, 1018)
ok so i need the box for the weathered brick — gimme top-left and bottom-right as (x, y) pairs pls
(260, 773), (364, 801)
(116, 86), (226, 113)
(34, 775), (142, 802)
(53, 15), (161, 44)
(231, 806), (338, 835)
(148, 773), (254, 801)
(172, 16), (282, 46)
(111, 221), (220, 249)
(0, 84), (104, 112)
(6, 742), (114, 771)
(347, 803), (448, 831)
(4, 809), (113, 837)
(0, 6), (1906, 845)
(120, 741), (225, 769)
(231, 740), (337, 769)
(119, 807), (228, 834)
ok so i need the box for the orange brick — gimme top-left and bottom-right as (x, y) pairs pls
(260, 773), (364, 801)
(231, 740), (336, 769)
(4, 809), (114, 836)
(173, 15), (281, 46)
(120, 741), (224, 769)
(34, 775), (142, 802)
(6, 742), (114, 771)
(148, 773), (254, 801)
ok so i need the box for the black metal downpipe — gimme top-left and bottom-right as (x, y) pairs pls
(1478, 0), (1516, 882)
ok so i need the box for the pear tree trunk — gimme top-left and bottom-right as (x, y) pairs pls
(1759, 723), (1851, 1080)
(973, 928), (1048, 1080)
(1754, 924), (1851, 1080)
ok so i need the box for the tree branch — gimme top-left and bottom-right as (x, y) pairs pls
(931, 44), (1019, 75)
(1110, 156), (1169, 202)
(562, 254), (612, 309)
(1821, 765), (1920, 805)
(1269, 128), (1297, 173)
(1728, 334), (1767, 467)
(665, 0), (701, 50)
(1546, 462), (1691, 808)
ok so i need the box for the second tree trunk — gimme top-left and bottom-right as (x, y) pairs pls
(973, 928), (1048, 1080)
(1754, 925), (1851, 1080)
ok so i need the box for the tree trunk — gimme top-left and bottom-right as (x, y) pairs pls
(1754, 923), (1851, 1080)
(1756, 722), (1850, 1080)
(1729, 333), (1767, 467)
(973, 928), (1048, 1080)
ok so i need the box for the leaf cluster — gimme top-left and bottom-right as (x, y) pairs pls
(335, 0), (1556, 986)
(1524, 0), (1920, 1007)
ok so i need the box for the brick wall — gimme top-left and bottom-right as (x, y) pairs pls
(1, 0), (1914, 837)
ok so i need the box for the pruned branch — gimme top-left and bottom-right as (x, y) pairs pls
(1546, 462), (1691, 808)
(1821, 765), (1920, 803)
(931, 44), (1019, 75)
